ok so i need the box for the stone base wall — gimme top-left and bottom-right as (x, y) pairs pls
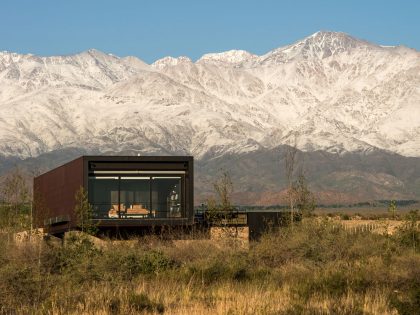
(210, 226), (249, 249)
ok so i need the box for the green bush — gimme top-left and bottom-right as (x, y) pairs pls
(390, 286), (420, 315)
(201, 261), (230, 284)
(41, 233), (100, 276)
(389, 253), (420, 314)
(341, 213), (350, 220)
(395, 210), (420, 251)
(184, 253), (250, 285)
(140, 250), (175, 274)
(98, 248), (175, 282)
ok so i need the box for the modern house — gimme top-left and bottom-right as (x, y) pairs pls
(33, 156), (194, 235)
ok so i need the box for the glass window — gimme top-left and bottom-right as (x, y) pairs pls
(88, 176), (119, 219)
(88, 174), (184, 219)
(120, 177), (151, 218)
(152, 177), (183, 218)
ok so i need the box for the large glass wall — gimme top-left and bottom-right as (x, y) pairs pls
(152, 177), (182, 218)
(120, 177), (150, 218)
(88, 177), (119, 219)
(88, 175), (184, 219)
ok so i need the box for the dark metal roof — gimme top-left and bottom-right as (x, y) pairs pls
(35, 155), (194, 177)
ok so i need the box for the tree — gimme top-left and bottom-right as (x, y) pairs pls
(397, 210), (419, 252)
(283, 136), (316, 223)
(74, 186), (98, 235)
(206, 171), (235, 223)
(213, 171), (234, 211)
(284, 137), (298, 224)
(206, 171), (245, 244)
(0, 168), (30, 233)
(293, 173), (316, 217)
(388, 200), (397, 219)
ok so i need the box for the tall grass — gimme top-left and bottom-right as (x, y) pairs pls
(0, 217), (418, 314)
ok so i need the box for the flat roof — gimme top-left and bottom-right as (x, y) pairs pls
(82, 155), (193, 162)
(35, 155), (194, 178)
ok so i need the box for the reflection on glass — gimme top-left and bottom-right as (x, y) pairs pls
(88, 175), (184, 219)
(88, 176), (119, 219)
(120, 177), (151, 218)
(152, 177), (182, 218)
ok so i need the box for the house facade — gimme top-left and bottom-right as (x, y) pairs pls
(34, 156), (194, 234)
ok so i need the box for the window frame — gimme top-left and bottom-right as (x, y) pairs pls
(88, 172), (186, 220)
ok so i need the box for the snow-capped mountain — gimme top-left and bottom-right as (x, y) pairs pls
(197, 50), (257, 65)
(1, 31), (420, 161)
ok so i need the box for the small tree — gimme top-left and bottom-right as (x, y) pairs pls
(282, 137), (316, 223)
(213, 171), (234, 211)
(74, 186), (97, 235)
(388, 200), (397, 219)
(0, 168), (30, 233)
(206, 171), (235, 223)
(284, 136), (299, 224)
(293, 174), (316, 217)
(397, 210), (419, 252)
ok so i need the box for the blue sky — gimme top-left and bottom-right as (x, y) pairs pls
(1, 0), (419, 63)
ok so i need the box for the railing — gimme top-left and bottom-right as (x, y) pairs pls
(195, 208), (248, 226)
(91, 202), (185, 219)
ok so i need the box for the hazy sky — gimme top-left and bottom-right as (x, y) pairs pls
(1, 0), (419, 63)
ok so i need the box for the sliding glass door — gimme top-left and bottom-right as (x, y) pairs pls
(120, 177), (151, 218)
(88, 175), (184, 219)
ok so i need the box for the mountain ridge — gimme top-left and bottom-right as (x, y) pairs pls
(1, 31), (420, 158)
(1, 31), (420, 203)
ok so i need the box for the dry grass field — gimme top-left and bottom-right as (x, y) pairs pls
(0, 215), (419, 315)
(339, 220), (405, 235)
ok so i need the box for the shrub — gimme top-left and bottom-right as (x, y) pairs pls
(390, 287), (420, 315)
(0, 216), (418, 314)
(108, 297), (121, 315)
(0, 264), (53, 312)
(201, 261), (230, 284)
(395, 210), (420, 251)
(140, 250), (175, 274)
(127, 293), (164, 314)
(100, 248), (175, 281)
(341, 213), (350, 220)
(41, 233), (100, 276)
